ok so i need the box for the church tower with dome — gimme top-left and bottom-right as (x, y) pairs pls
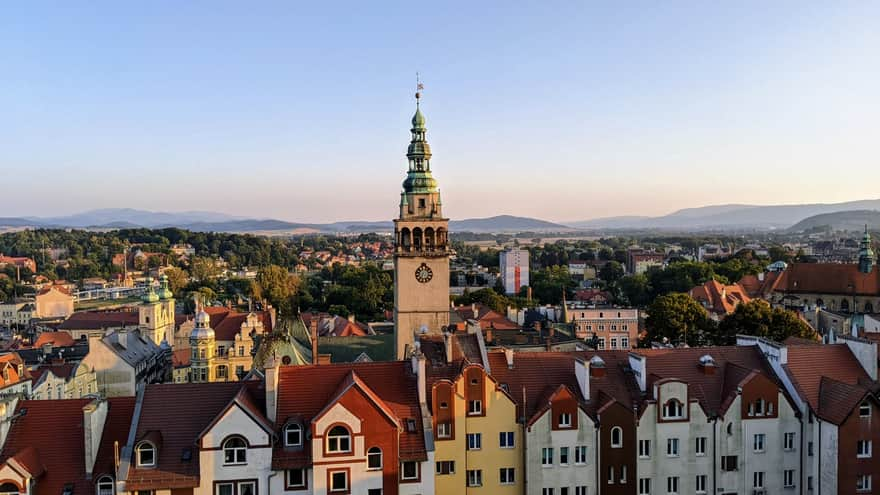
(189, 307), (216, 383)
(139, 274), (175, 346)
(393, 86), (451, 359)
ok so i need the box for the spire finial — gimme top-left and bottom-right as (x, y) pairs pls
(415, 72), (424, 106)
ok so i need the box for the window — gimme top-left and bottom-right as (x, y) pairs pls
(857, 440), (872, 458)
(401, 461), (418, 480)
(808, 441), (814, 456)
(367, 447), (382, 470)
(437, 422), (451, 438)
(639, 439), (651, 458)
(96, 476), (114, 495)
(285, 423), (303, 447)
(662, 399), (684, 419)
(468, 400), (482, 415)
(620, 465), (627, 483)
(666, 438), (679, 457)
(574, 445), (587, 464)
(542, 447), (554, 466)
(543, 489), (554, 495)
(560, 446), (569, 465)
(695, 437), (706, 456)
(499, 431), (514, 448)
(857, 475), (872, 492)
(721, 455), (738, 471)
(611, 426), (623, 448)
(215, 481), (255, 495)
(860, 402), (871, 417)
(597, 338), (605, 349)
(808, 476), (814, 491)
(667, 476), (679, 494)
(753, 471), (765, 489)
(622, 337), (629, 348)
(576, 487), (587, 495)
(216, 365), (228, 379)
(784, 432), (795, 451)
(753, 433), (766, 452)
(329, 471), (348, 492)
(499, 467), (515, 485)
(286, 469), (307, 490)
(639, 478), (651, 495)
(559, 412), (572, 427)
(467, 469), (482, 487)
(136, 442), (156, 467)
(608, 466), (615, 484)
(467, 433), (482, 450)
(610, 338), (618, 349)
(326, 426), (351, 453)
(784, 469), (795, 488)
(695, 474), (707, 493)
(223, 437), (247, 465)
(436, 460), (455, 474)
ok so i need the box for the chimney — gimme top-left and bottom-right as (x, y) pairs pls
(628, 352), (647, 392)
(411, 351), (427, 405)
(471, 303), (477, 317)
(310, 320), (319, 365)
(575, 358), (590, 400)
(699, 354), (717, 375)
(265, 356), (280, 423)
(41, 343), (53, 356)
(83, 398), (109, 477)
(504, 348), (514, 369)
(758, 272), (765, 282)
(347, 313), (355, 323)
(443, 330), (453, 364)
(485, 326), (494, 344)
(590, 355), (607, 378)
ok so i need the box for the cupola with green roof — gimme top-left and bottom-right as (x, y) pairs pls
(859, 225), (875, 273)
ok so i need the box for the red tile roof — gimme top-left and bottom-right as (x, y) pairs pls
(453, 303), (519, 331)
(36, 285), (72, 297)
(775, 263), (880, 296)
(784, 343), (875, 424)
(688, 279), (751, 315)
(198, 307), (272, 342)
(59, 310), (139, 331)
(171, 348), (191, 368)
(0, 399), (91, 494)
(738, 271), (783, 299)
(33, 331), (75, 348)
(30, 363), (76, 383)
(274, 361), (426, 468)
(94, 397), (137, 478)
(125, 382), (257, 490)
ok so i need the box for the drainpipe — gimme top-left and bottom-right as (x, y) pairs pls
(712, 417), (717, 495)
(817, 420), (822, 495)
(595, 421), (601, 495)
(266, 470), (277, 495)
(799, 416), (804, 495)
(521, 386), (528, 495)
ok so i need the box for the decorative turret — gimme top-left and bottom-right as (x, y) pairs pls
(859, 225), (875, 274)
(190, 309), (215, 340)
(141, 277), (159, 304)
(157, 273), (173, 300)
(401, 88), (439, 195)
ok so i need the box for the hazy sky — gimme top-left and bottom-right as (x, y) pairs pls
(2, 2), (878, 223)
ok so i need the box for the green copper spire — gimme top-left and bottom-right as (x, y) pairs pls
(158, 273), (173, 300)
(142, 276), (159, 303)
(859, 225), (875, 274)
(402, 85), (438, 194)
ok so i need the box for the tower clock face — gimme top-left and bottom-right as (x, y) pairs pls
(415, 263), (433, 283)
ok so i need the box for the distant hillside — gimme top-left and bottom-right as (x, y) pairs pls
(572, 199), (880, 230)
(0, 209), (570, 234)
(789, 210), (880, 232)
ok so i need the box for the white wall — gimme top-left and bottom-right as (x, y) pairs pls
(196, 404), (273, 495)
(527, 409), (597, 495)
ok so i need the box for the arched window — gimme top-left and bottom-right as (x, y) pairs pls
(662, 399), (684, 419)
(610, 426), (623, 448)
(865, 302), (874, 313)
(816, 298), (824, 307)
(0, 483), (21, 495)
(412, 228), (423, 251)
(841, 299), (850, 312)
(425, 228), (435, 250)
(401, 228), (411, 250)
(367, 446), (382, 469)
(223, 436), (247, 465)
(285, 423), (303, 447)
(96, 475), (114, 495)
(135, 441), (156, 467)
(326, 425), (351, 453)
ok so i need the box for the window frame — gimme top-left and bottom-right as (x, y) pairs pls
(325, 425), (352, 454)
(784, 432), (796, 451)
(435, 460), (455, 475)
(135, 441), (156, 468)
(574, 445), (587, 465)
(695, 436), (706, 456)
(367, 447), (382, 470)
(499, 467), (515, 485)
(437, 422), (452, 439)
(96, 475), (114, 495)
(499, 431), (515, 448)
(466, 432), (482, 451)
(466, 469), (483, 487)
(284, 423), (303, 447)
(753, 471), (765, 489)
(610, 426), (623, 448)
(541, 447), (554, 467)
(857, 440), (872, 458)
(784, 469), (795, 488)
(222, 436), (248, 465)
(559, 412), (573, 428)
(860, 402), (871, 417)
(467, 399), (482, 415)
(638, 439), (651, 458)
(753, 433), (766, 453)
(666, 438), (679, 457)
(400, 461), (419, 481)
(695, 474), (707, 494)
(328, 470), (349, 493)
(285, 468), (307, 490)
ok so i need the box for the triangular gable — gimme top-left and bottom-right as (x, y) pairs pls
(526, 384), (586, 427)
(312, 370), (400, 429)
(458, 363), (518, 405)
(197, 386), (274, 444)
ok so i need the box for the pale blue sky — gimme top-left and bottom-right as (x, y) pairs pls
(2, 1), (878, 222)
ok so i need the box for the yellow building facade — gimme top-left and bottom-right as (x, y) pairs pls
(432, 364), (523, 494)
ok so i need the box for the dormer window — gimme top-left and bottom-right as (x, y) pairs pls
(861, 402), (872, 417)
(468, 400), (482, 415)
(559, 412), (572, 428)
(136, 441), (156, 467)
(284, 423), (303, 447)
(222, 436), (247, 465)
(326, 425), (351, 453)
(662, 399), (685, 419)
(96, 476), (114, 495)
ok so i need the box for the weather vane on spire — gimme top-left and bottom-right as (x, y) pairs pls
(415, 72), (424, 104)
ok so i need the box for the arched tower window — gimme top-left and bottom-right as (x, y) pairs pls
(412, 228), (423, 251)
(610, 426), (623, 448)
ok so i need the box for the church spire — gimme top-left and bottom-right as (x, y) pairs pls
(859, 224), (874, 273)
(402, 77), (437, 194)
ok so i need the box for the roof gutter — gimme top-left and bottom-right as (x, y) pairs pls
(117, 383), (146, 492)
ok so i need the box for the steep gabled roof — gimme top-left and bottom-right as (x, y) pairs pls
(59, 310), (139, 331)
(274, 362), (426, 469)
(784, 343), (875, 424)
(774, 263), (880, 296)
(33, 331), (75, 348)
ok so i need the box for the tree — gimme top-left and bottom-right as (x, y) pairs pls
(529, 265), (576, 305)
(645, 293), (715, 346)
(190, 256), (221, 282)
(256, 265), (301, 316)
(718, 300), (819, 345)
(617, 274), (651, 307)
(599, 261), (624, 284)
(163, 267), (189, 294)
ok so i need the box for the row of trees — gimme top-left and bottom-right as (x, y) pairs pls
(645, 295), (819, 346)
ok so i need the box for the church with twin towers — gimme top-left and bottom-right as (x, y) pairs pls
(393, 88), (452, 359)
